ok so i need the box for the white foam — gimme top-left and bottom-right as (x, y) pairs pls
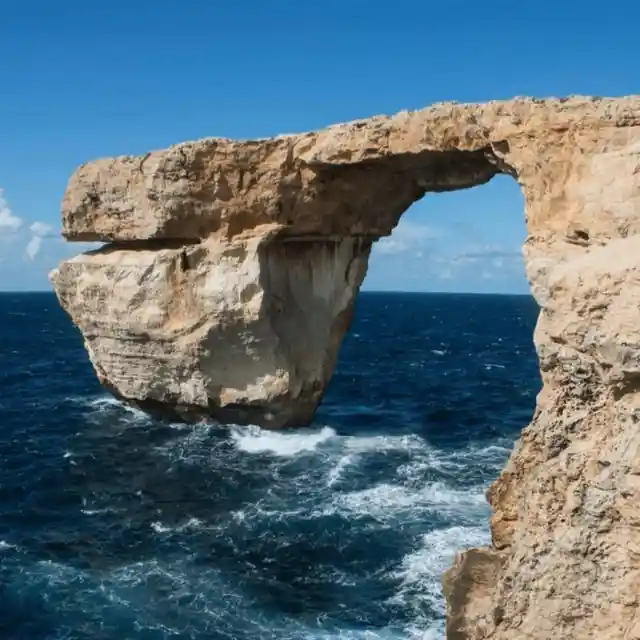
(388, 525), (490, 626)
(444, 443), (513, 471)
(403, 624), (445, 640)
(333, 481), (488, 523)
(396, 454), (465, 481)
(302, 629), (409, 639)
(333, 484), (420, 520)
(229, 502), (308, 523)
(153, 422), (217, 463)
(431, 349), (446, 356)
(472, 443), (512, 457)
(326, 453), (356, 487)
(231, 425), (336, 457)
(342, 433), (426, 454)
(421, 482), (487, 508)
(151, 518), (203, 533)
(0, 540), (15, 551)
(335, 432), (477, 482)
(82, 395), (153, 424)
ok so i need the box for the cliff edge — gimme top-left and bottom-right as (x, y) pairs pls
(51, 96), (640, 638)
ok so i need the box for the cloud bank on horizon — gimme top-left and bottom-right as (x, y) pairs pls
(365, 217), (525, 293)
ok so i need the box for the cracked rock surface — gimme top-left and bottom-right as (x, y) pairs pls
(52, 95), (640, 638)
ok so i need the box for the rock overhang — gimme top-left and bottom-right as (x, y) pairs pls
(60, 96), (640, 245)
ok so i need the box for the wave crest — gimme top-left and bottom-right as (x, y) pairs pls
(230, 425), (336, 456)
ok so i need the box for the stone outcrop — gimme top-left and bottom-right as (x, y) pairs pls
(51, 95), (640, 638)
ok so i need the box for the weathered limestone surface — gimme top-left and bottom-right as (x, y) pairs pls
(54, 234), (370, 426)
(51, 96), (640, 638)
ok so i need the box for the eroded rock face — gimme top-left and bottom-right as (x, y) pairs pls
(53, 233), (371, 426)
(51, 95), (640, 638)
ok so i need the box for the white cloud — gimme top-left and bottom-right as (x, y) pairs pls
(0, 190), (60, 263)
(30, 221), (55, 237)
(376, 237), (408, 255)
(25, 236), (43, 260)
(26, 221), (57, 260)
(451, 244), (522, 265)
(375, 220), (440, 256)
(0, 189), (22, 232)
(430, 243), (523, 282)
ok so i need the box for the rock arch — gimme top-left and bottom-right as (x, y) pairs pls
(52, 96), (640, 638)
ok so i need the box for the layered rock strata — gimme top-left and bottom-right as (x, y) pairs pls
(51, 96), (640, 638)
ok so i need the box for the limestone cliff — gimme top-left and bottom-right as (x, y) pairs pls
(51, 96), (640, 638)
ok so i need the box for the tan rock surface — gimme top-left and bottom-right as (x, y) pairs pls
(51, 95), (640, 638)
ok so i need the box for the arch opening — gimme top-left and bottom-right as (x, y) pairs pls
(313, 175), (539, 634)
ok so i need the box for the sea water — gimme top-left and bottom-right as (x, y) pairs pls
(0, 291), (540, 639)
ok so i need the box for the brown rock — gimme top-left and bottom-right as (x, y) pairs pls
(51, 95), (640, 637)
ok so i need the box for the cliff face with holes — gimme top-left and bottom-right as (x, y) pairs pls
(51, 96), (640, 638)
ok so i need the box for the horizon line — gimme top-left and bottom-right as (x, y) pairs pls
(1, 289), (533, 296)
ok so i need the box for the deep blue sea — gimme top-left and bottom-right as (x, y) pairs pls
(0, 291), (540, 639)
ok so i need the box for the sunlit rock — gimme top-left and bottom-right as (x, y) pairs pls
(52, 95), (640, 638)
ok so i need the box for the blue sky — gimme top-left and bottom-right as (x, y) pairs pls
(0, 2), (638, 293)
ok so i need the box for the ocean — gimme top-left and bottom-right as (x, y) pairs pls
(0, 291), (540, 639)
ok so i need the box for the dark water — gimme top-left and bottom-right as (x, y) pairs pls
(0, 291), (540, 639)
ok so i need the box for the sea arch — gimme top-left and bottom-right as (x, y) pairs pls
(51, 96), (640, 638)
